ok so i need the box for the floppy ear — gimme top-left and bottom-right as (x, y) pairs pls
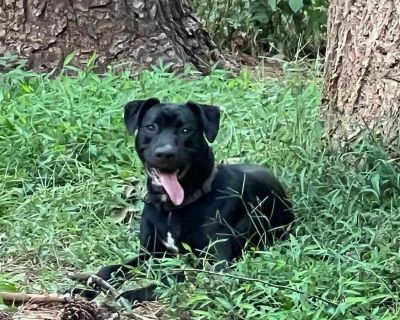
(187, 101), (220, 143)
(124, 98), (160, 134)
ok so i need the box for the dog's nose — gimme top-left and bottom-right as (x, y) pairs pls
(154, 144), (176, 160)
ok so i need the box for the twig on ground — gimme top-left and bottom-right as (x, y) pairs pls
(0, 292), (68, 304)
(86, 274), (120, 298)
(67, 272), (119, 298)
(153, 305), (165, 317)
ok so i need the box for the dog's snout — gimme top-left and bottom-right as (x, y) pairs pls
(154, 144), (176, 160)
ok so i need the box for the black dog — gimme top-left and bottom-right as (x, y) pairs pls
(73, 98), (294, 303)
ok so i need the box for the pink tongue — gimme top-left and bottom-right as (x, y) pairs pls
(158, 171), (184, 206)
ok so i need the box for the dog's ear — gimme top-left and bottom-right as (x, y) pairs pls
(187, 102), (220, 143)
(124, 98), (160, 134)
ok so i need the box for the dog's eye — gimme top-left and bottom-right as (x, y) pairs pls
(145, 124), (156, 131)
(181, 128), (191, 134)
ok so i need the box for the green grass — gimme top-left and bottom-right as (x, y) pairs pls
(0, 63), (399, 319)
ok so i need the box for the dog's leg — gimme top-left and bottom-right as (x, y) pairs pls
(118, 271), (186, 303)
(118, 284), (157, 303)
(69, 253), (150, 300)
(95, 254), (148, 280)
(117, 238), (237, 303)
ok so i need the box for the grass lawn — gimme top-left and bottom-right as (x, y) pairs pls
(0, 63), (399, 319)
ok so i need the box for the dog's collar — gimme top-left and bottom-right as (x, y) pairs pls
(144, 165), (218, 211)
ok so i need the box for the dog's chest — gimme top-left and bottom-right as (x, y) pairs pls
(161, 211), (182, 253)
(159, 209), (209, 253)
(162, 231), (179, 253)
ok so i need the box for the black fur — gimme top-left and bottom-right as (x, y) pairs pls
(71, 99), (294, 303)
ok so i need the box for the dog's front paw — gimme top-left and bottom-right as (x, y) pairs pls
(118, 284), (157, 304)
(64, 273), (105, 301)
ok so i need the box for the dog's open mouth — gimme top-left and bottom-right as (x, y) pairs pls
(147, 167), (189, 206)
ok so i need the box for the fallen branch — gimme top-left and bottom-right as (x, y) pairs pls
(67, 272), (119, 298)
(68, 273), (134, 310)
(86, 274), (120, 299)
(0, 292), (68, 305)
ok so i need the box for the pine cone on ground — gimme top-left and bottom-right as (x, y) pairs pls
(60, 300), (101, 320)
(0, 311), (12, 320)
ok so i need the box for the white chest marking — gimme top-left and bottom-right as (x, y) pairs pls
(162, 232), (179, 253)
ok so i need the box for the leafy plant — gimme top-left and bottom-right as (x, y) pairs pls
(192, 0), (328, 58)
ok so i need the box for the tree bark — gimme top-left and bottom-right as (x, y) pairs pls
(322, 0), (400, 155)
(0, 0), (233, 74)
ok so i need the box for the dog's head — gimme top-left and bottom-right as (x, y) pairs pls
(124, 98), (220, 206)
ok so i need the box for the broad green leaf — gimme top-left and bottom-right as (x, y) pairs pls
(0, 282), (17, 292)
(370, 173), (380, 195)
(215, 296), (233, 309)
(267, 0), (278, 11)
(187, 294), (211, 304)
(181, 242), (193, 253)
(63, 52), (76, 67)
(288, 0), (304, 12)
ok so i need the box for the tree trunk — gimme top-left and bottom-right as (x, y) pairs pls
(0, 0), (233, 74)
(322, 0), (400, 155)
